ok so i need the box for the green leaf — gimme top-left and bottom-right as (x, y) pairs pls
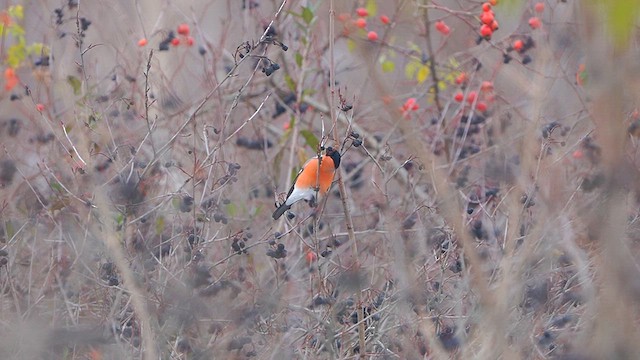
(302, 88), (316, 97)
(115, 213), (124, 227)
(301, 6), (314, 25)
(50, 181), (63, 192)
(300, 129), (319, 150)
(155, 216), (165, 235)
(347, 39), (356, 52)
(8, 23), (24, 37)
(366, 0), (378, 16)
(27, 43), (46, 56)
(381, 60), (395, 73)
(284, 74), (296, 92)
(5, 221), (15, 239)
(226, 203), (237, 217)
(295, 52), (303, 67)
(6, 42), (26, 68)
(67, 76), (82, 95)
(86, 114), (98, 129)
(602, 0), (640, 50)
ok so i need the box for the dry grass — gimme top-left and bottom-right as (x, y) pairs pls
(0, 0), (639, 359)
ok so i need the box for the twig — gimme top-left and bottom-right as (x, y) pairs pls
(329, 0), (366, 356)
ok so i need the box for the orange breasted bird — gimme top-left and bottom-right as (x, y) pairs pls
(272, 147), (341, 220)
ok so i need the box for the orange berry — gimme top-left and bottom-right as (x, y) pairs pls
(356, 7), (368, 17)
(171, 38), (180, 46)
(380, 15), (390, 25)
(534, 2), (545, 13)
(4, 67), (18, 91)
(481, 81), (494, 91)
(186, 36), (194, 46)
(476, 101), (488, 112)
(454, 92), (464, 102)
(137, 38), (148, 47)
(528, 16), (541, 29)
(435, 20), (450, 35)
(455, 72), (468, 85)
(367, 31), (378, 41)
(177, 23), (190, 36)
(36, 103), (45, 112)
(489, 0), (498, 5)
(355, 18), (367, 28)
(480, 11), (494, 25)
(513, 39), (524, 52)
(480, 24), (493, 38)
(482, 2), (492, 12)
(466, 91), (477, 104)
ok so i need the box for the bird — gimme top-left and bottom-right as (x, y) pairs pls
(272, 147), (341, 220)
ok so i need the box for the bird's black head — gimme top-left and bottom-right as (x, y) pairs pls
(325, 147), (341, 169)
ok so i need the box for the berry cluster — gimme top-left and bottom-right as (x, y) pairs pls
(453, 75), (494, 114)
(478, 2), (499, 40)
(506, 36), (535, 64)
(401, 97), (420, 118)
(337, 6), (392, 42)
(146, 23), (194, 50)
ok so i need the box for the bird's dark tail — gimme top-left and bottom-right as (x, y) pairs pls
(272, 203), (291, 220)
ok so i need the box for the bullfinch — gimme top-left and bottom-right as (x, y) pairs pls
(272, 147), (341, 220)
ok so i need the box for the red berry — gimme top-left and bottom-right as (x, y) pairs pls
(454, 92), (464, 102)
(367, 31), (378, 41)
(534, 2), (545, 13)
(337, 13), (350, 22)
(435, 21), (450, 35)
(480, 24), (493, 38)
(356, 7), (368, 17)
(528, 16), (541, 29)
(490, 20), (499, 31)
(466, 91), (477, 104)
(380, 15), (390, 25)
(455, 72), (467, 85)
(481, 81), (494, 91)
(171, 38), (180, 46)
(480, 11), (494, 25)
(572, 150), (583, 159)
(355, 18), (367, 29)
(137, 38), (148, 47)
(177, 23), (190, 36)
(513, 39), (524, 52)
(36, 103), (45, 112)
(482, 3), (492, 12)
(476, 101), (488, 112)
(305, 250), (317, 264)
(186, 36), (195, 46)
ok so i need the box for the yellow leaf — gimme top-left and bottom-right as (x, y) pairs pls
(417, 65), (430, 83)
(405, 61), (419, 80)
(381, 60), (395, 73)
(9, 5), (23, 20)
